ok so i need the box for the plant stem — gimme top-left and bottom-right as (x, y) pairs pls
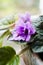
(18, 45), (29, 56)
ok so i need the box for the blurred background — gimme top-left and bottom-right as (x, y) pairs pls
(0, 0), (43, 18)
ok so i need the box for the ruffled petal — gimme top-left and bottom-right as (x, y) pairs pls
(25, 22), (31, 29)
(30, 26), (36, 34)
(15, 19), (25, 27)
(13, 36), (25, 41)
(19, 13), (31, 22)
(26, 35), (31, 42)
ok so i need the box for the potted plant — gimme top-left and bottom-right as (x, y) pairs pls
(0, 13), (43, 65)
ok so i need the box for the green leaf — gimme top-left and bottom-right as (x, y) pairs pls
(37, 22), (43, 29)
(0, 46), (16, 65)
(0, 30), (10, 38)
(6, 55), (20, 65)
(0, 30), (11, 47)
(0, 16), (15, 30)
(31, 21), (43, 53)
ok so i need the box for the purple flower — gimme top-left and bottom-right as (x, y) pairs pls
(11, 13), (36, 42)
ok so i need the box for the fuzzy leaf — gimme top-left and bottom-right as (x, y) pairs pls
(0, 30), (11, 47)
(0, 46), (20, 65)
(31, 21), (43, 53)
(6, 55), (20, 65)
(0, 16), (15, 30)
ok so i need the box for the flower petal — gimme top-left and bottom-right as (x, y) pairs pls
(15, 19), (25, 27)
(13, 36), (25, 41)
(30, 26), (36, 34)
(19, 13), (31, 22)
(26, 35), (31, 42)
(25, 22), (31, 29)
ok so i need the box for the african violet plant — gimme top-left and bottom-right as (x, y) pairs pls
(0, 13), (43, 65)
